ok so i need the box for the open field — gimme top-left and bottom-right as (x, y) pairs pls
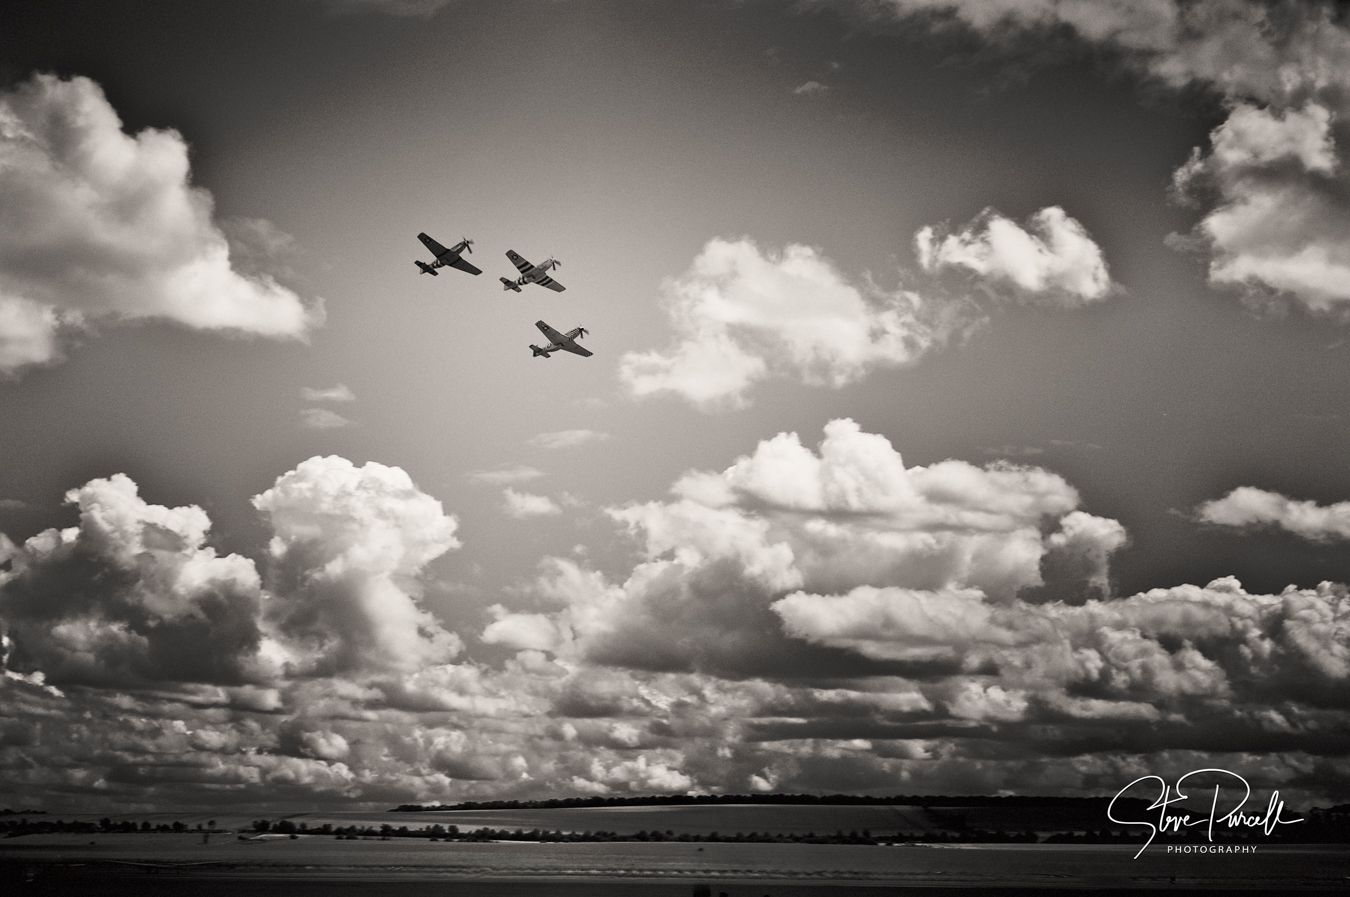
(4, 833), (1350, 892)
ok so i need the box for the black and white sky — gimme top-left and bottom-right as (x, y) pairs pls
(3, 0), (1350, 811)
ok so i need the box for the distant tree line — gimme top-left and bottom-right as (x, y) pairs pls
(249, 818), (1039, 845)
(8, 805), (1348, 845)
(2, 818), (220, 837)
(243, 809), (1350, 846)
(392, 793), (1153, 812)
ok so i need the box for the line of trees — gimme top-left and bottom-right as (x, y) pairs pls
(8, 813), (1350, 844)
(2, 818), (220, 837)
(393, 793), (1150, 812)
(245, 819), (1039, 845)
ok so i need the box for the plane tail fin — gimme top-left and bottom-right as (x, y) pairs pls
(501, 277), (522, 292)
(416, 261), (438, 276)
(530, 345), (550, 358)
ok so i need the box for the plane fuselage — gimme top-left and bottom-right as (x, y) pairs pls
(434, 241), (470, 264)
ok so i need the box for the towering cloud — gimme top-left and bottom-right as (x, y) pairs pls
(0, 475), (272, 688)
(253, 456), (463, 675)
(0, 74), (320, 377)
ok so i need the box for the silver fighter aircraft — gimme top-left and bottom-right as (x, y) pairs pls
(501, 250), (565, 292)
(530, 320), (591, 358)
(415, 233), (481, 277)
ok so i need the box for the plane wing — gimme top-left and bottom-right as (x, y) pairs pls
(418, 233), (448, 257)
(536, 274), (565, 292)
(535, 320), (566, 343)
(561, 341), (592, 357)
(448, 256), (482, 276)
(507, 250), (534, 274)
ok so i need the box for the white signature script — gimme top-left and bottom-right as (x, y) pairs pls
(1108, 768), (1303, 859)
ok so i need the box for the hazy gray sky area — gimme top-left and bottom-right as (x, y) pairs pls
(3, 0), (1350, 811)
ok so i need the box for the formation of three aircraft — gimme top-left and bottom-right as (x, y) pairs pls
(415, 232), (592, 358)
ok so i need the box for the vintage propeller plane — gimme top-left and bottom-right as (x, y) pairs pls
(415, 233), (481, 277)
(501, 250), (565, 292)
(530, 321), (591, 358)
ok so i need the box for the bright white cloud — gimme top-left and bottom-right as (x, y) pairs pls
(1198, 486), (1350, 542)
(619, 239), (959, 409)
(573, 754), (694, 794)
(915, 206), (1112, 304)
(1174, 102), (1350, 313)
(502, 489), (562, 519)
(252, 456), (462, 674)
(482, 605), (564, 653)
(0, 74), (321, 376)
(529, 429), (611, 450)
(508, 419), (1125, 676)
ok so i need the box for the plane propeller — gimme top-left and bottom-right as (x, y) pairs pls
(576, 327), (588, 339)
(461, 238), (474, 254)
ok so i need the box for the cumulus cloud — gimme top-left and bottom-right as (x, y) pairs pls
(529, 429), (611, 450)
(300, 407), (355, 430)
(0, 474), (272, 688)
(572, 753), (694, 794)
(1198, 486), (1350, 542)
(502, 489), (562, 519)
(876, 0), (1350, 315)
(621, 222), (1117, 410)
(0, 74), (321, 376)
(501, 419), (1125, 677)
(619, 239), (965, 409)
(0, 457), (467, 688)
(916, 206), (1112, 304)
(6, 443), (1350, 809)
(773, 576), (1350, 712)
(252, 456), (462, 675)
(2, 463), (714, 810)
(1173, 102), (1350, 313)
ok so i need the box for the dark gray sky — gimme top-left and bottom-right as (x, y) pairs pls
(2, 0), (1350, 811)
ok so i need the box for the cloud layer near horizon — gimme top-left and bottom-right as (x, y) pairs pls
(0, 74), (320, 377)
(3, 426), (1350, 809)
